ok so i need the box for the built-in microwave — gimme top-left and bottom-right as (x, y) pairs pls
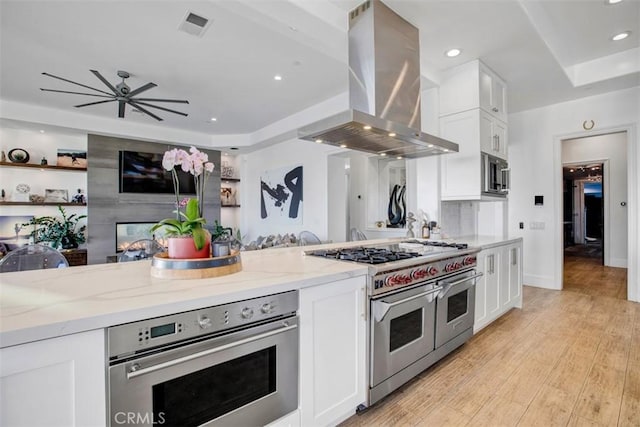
(481, 152), (510, 197)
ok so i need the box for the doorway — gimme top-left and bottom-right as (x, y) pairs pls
(560, 131), (628, 299)
(563, 163), (604, 263)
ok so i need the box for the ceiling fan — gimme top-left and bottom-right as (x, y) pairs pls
(40, 70), (189, 121)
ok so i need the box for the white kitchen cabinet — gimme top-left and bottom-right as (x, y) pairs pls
(0, 329), (106, 426)
(299, 276), (367, 427)
(479, 110), (508, 159)
(440, 59), (508, 123)
(474, 240), (523, 332)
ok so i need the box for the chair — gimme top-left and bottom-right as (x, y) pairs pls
(350, 228), (368, 241)
(0, 244), (69, 273)
(298, 231), (322, 246)
(118, 239), (165, 262)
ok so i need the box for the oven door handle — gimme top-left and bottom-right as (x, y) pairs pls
(438, 272), (484, 299)
(126, 322), (298, 380)
(373, 287), (442, 322)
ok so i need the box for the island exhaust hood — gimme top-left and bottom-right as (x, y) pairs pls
(298, 0), (458, 159)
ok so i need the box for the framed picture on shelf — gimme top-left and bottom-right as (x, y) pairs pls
(221, 186), (235, 205)
(56, 149), (87, 168)
(44, 189), (69, 203)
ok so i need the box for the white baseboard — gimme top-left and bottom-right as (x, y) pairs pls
(607, 258), (627, 268)
(523, 274), (560, 289)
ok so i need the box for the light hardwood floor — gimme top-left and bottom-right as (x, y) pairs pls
(340, 260), (636, 426)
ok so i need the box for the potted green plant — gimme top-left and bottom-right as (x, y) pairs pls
(23, 206), (87, 250)
(151, 146), (215, 259)
(151, 198), (209, 258)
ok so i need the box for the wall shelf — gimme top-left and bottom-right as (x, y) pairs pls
(0, 201), (87, 206)
(0, 161), (87, 172)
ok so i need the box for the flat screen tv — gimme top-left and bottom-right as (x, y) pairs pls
(119, 150), (196, 194)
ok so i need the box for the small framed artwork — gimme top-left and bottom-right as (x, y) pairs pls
(44, 189), (69, 203)
(56, 149), (87, 168)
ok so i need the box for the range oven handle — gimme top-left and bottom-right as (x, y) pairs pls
(126, 322), (298, 380)
(438, 272), (484, 299)
(373, 287), (442, 322)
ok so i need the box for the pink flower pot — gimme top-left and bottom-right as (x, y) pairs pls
(167, 236), (211, 259)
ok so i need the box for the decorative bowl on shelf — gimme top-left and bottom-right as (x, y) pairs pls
(8, 148), (30, 163)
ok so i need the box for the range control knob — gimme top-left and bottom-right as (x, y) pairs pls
(261, 303), (273, 314)
(384, 276), (394, 287)
(398, 274), (411, 284)
(428, 266), (438, 276)
(463, 256), (477, 266)
(454, 262), (462, 270)
(411, 269), (428, 280)
(241, 307), (254, 319)
(445, 263), (455, 272)
(198, 315), (212, 329)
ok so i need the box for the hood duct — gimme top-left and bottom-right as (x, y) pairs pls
(298, 0), (458, 158)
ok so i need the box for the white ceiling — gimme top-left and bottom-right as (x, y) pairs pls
(0, 0), (638, 146)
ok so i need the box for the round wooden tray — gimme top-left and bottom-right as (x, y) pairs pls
(150, 252), (242, 279)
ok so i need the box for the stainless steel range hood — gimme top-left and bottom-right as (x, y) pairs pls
(298, 0), (458, 159)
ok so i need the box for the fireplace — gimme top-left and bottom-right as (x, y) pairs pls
(115, 222), (168, 253)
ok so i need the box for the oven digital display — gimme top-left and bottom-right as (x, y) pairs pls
(150, 323), (176, 338)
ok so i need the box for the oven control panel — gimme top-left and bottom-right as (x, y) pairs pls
(372, 254), (477, 296)
(108, 290), (299, 359)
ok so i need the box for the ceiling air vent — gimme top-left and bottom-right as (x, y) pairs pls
(178, 11), (212, 38)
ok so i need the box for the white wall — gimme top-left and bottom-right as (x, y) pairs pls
(240, 138), (335, 242)
(562, 132), (628, 267)
(508, 87), (638, 301)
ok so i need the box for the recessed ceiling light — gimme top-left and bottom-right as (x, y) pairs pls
(388, 132), (396, 137)
(443, 149), (449, 152)
(315, 139), (323, 144)
(569, 169), (574, 172)
(428, 144), (434, 148)
(363, 125), (372, 130)
(210, 117), (217, 122)
(396, 156), (403, 160)
(274, 75), (283, 81)
(445, 48), (461, 58)
(605, 0), (622, 4)
(340, 144), (347, 148)
(612, 31), (631, 41)
(380, 153), (386, 157)
(39, 130), (45, 133)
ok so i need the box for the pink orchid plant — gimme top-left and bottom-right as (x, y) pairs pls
(151, 146), (215, 250)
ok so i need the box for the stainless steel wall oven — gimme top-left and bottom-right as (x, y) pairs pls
(107, 291), (298, 427)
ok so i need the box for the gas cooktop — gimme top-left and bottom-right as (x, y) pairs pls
(307, 240), (471, 265)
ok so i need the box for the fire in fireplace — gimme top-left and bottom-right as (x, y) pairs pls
(115, 222), (168, 253)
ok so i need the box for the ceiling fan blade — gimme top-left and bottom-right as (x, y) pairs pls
(128, 101), (163, 121)
(134, 98), (189, 104)
(42, 72), (114, 96)
(74, 99), (116, 108)
(132, 100), (188, 117)
(118, 100), (125, 118)
(90, 69), (119, 95)
(127, 82), (157, 98)
(40, 88), (114, 98)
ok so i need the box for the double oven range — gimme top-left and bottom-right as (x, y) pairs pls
(308, 240), (482, 406)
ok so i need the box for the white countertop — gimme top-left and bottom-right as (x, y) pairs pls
(0, 245), (370, 348)
(0, 236), (521, 349)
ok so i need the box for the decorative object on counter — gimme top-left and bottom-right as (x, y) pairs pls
(40, 157), (48, 166)
(71, 188), (86, 204)
(150, 251), (242, 279)
(260, 164), (303, 224)
(221, 161), (234, 179)
(13, 183), (30, 202)
(387, 184), (406, 228)
(405, 212), (416, 238)
(1, 150), (6, 162)
(422, 221), (430, 239)
(22, 206), (86, 250)
(151, 146), (215, 259)
(56, 149), (87, 168)
(8, 148), (30, 163)
(44, 188), (69, 203)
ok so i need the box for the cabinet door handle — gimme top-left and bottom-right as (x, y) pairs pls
(496, 134), (500, 151)
(511, 248), (517, 266)
(492, 135), (498, 151)
(362, 286), (367, 320)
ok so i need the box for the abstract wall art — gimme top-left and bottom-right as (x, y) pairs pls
(260, 165), (303, 224)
